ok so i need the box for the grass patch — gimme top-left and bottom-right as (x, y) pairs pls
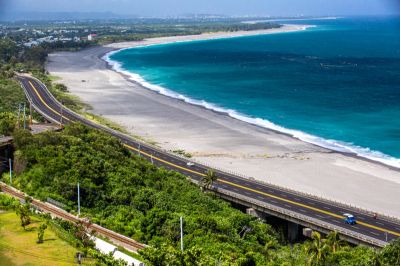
(172, 149), (192, 158)
(0, 211), (93, 265)
(82, 113), (127, 133)
(47, 75), (62, 82)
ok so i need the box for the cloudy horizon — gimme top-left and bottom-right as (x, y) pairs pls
(1, 0), (399, 19)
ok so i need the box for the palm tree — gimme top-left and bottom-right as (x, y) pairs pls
(305, 231), (329, 266)
(201, 169), (218, 190)
(325, 231), (344, 253)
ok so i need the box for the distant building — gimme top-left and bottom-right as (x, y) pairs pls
(87, 33), (97, 41)
(23, 41), (39, 47)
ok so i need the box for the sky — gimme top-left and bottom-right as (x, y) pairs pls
(1, 0), (399, 17)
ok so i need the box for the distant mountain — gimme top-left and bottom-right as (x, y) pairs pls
(0, 12), (137, 21)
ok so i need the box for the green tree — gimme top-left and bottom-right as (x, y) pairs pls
(74, 219), (95, 249)
(369, 248), (384, 266)
(325, 231), (344, 253)
(201, 169), (218, 190)
(37, 223), (48, 243)
(0, 112), (16, 136)
(0, 38), (17, 63)
(237, 252), (257, 266)
(380, 238), (400, 266)
(263, 239), (279, 262)
(305, 232), (330, 266)
(12, 128), (33, 149)
(16, 203), (31, 230)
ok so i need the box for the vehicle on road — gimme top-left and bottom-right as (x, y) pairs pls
(186, 162), (195, 167)
(344, 213), (357, 225)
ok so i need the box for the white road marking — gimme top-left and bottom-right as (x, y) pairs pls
(284, 204), (292, 208)
(370, 231), (380, 236)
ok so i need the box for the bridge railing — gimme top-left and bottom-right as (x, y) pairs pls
(215, 187), (388, 248)
(181, 154), (400, 225)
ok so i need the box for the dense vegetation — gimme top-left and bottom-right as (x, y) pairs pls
(1, 124), (398, 265)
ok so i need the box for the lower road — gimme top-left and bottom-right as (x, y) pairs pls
(17, 75), (400, 247)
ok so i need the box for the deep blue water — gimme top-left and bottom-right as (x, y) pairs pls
(108, 17), (400, 167)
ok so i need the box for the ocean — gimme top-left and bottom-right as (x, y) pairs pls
(106, 16), (400, 168)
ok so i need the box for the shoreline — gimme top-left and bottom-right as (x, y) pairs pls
(46, 25), (400, 217)
(103, 24), (312, 51)
(106, 59), (400, 173)
(102, 26), (400, 170)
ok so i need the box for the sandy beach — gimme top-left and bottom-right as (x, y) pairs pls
(46, 25), (400, 218)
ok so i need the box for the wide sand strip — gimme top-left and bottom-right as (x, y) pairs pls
(46, 25), (400, 218)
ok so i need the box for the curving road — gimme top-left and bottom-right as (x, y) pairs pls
(17, 75), (400, 247)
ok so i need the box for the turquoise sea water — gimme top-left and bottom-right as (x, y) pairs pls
(108, 17), (400, 167)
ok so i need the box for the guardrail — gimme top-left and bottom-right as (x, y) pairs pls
(182, 154), (400, 225)
(214, 187), (388, 247)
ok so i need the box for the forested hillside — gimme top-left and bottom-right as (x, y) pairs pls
(5, 124), (399, 265)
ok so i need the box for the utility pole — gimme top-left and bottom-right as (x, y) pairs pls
(9, 159), (12, 185)
(138, 143), (141, 157)
(180, 216), (184, 252)
(17, 103), (21, 128)
(23, 103), (26, 129)
(385, 231), (388, 242)
(77, 182), (80, 216)
(151, 153), (154, 164)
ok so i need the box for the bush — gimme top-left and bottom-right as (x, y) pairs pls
(0, 112), (17, 136)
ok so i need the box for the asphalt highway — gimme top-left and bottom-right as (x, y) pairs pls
(17, 75), (400, 246)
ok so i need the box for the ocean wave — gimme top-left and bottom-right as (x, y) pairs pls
(103, 52), (400, 170)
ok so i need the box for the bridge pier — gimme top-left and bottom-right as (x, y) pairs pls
(287, 221), (300, 242)
(0, 142), (13, 176)
(246, 208), (267, 221)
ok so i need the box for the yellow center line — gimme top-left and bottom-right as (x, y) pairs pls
(124, 144), (206, 176)
(27, 77), (400, 239)
(28, 81), (71, 122)
(124, 143), (400, 237)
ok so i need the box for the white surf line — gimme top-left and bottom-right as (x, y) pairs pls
(104, 27), (400, 170)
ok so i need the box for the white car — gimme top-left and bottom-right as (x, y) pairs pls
(186, 162), (195, 167)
